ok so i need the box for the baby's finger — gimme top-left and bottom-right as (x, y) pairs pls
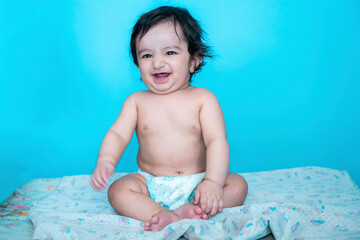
(93, 172), (106, 189)
(91, 178), (102, 190)
(200, 195), (208, 212)
(194, 190), (200, 205)
(210, 200), (219, 217)
(92, 173), (102, 186)
(205, 198), (213, 214)
(99, 169), (109, 184)
(99, 170), (108, 184)
(218, 200), (224, 214)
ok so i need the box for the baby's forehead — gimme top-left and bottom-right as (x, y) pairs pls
(138, 20), (186, 43)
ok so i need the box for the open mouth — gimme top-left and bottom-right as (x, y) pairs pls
(153, 73), (170, 82)
(153, 73), (170, 79)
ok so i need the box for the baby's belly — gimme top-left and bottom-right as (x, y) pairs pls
(137, 141), (206, 176)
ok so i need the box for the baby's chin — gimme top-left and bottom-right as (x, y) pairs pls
(148, 88), (178, 95)
(147, 83), (191, 95)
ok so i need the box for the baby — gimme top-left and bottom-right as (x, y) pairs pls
(91, 6), (248, 231)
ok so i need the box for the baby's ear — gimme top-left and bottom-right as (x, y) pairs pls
(190, 55), (203, 73)
(194, 55), (203, 66)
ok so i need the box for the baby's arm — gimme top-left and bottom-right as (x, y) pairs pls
(194, 89), (229, 217)
(90, 94), (138, 190)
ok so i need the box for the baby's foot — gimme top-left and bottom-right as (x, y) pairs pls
(144, 210), (183, 231)
(174, 203), (208, 220)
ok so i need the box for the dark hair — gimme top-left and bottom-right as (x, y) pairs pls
(130, 6), (212, 80)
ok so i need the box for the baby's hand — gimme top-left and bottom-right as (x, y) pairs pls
(194, 179), (224, 217)
(90, 160), (115, 190)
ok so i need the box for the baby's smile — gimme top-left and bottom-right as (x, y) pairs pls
(153, 72), (170, 83)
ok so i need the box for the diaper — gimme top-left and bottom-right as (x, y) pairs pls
(138, 169), (205, 210)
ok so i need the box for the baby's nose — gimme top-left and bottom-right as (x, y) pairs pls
(152, 56), (165, 69)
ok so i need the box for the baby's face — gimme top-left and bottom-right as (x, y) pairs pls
(136, 21), (201, 95)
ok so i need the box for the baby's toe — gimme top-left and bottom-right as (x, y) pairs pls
(193, 206), (203, 215)
(144, 220), (153, 231)
(151, 215), (160, 224)
(201, 212), (208, 220)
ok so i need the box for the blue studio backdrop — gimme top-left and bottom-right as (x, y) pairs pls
(1, 0), (359, 202)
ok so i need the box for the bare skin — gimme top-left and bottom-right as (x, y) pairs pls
(144, 203), (207, 231)
(91, 21), (248, 231)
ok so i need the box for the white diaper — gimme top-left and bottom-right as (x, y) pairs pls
(138, 169), (205, 210)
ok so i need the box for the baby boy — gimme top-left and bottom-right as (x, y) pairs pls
(91, 6), (248, 231)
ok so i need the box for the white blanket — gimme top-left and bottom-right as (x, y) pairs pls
(29, 167), (360, 239)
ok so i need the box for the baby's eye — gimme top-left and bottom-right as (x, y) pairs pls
(142, 54), (152, 59)
(166, 51), (176, 56)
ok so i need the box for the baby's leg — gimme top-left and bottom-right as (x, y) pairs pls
(107, 173), (182, 231)
(222, 172), (248, 208)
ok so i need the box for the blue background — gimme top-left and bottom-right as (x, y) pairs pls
(1, 0), (359, 202)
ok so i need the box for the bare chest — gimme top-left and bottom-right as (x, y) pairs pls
(136, 96), (201, 135)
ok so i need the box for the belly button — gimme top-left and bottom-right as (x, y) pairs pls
(177, 171), (184, 175)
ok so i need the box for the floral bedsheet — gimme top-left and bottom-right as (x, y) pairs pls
(28, 167), (360, 240)
(0, 178), (60, 239)
(1, 167), (360, 240)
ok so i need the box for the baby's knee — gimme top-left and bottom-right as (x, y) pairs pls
(227, 173), (248, 197)
(237, 175), (248, 196)
(107, 174), (148, 205)
(107, 179), (126, 205)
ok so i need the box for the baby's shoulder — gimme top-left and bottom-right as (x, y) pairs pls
(190, 87), (218, 101)
(126, 90), (151, 101)
(120, 91), (150, 109)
